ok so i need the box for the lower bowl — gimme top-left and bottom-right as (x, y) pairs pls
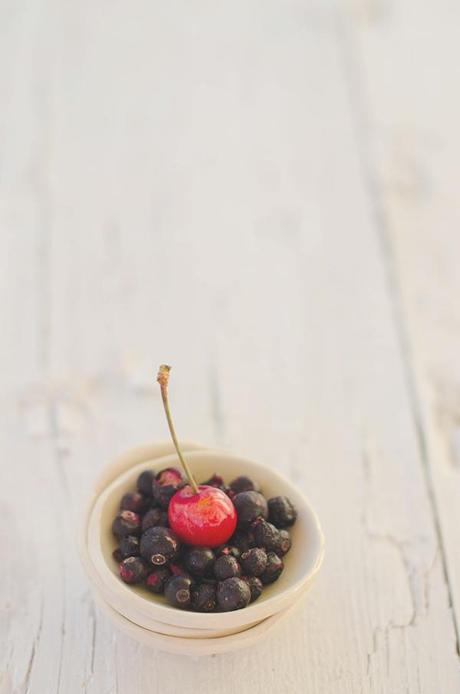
(81, 443), (324, 635)
(92, 583), (312, 656)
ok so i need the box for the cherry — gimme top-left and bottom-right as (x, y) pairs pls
(168, 485), (236, 547)
(157, 365), (237, 548)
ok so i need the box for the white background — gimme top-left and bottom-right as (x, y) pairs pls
(1, 1), (460, 693)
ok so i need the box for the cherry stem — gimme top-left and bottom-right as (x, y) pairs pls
(157, 365), (199, 494)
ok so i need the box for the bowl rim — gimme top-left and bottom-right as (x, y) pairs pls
(81, 444), (325, 630)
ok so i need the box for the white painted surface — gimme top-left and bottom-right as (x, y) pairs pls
(1, 1), (459, 692)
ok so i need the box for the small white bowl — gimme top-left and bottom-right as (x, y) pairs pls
(80, 443), (324, 637)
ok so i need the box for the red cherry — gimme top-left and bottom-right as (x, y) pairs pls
(168, 485), (237, 547)
(156, 365), (237, 547)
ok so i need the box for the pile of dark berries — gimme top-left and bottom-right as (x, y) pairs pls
(111, 467), (297, 612)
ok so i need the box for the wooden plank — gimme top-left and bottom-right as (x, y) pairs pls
(341, 0), (460, 654)
(1, 2), (459, 693)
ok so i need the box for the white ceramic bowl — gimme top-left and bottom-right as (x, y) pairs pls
(80, 443), (324, 638)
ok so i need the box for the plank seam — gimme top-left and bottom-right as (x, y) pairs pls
(334, 6), (460, 660)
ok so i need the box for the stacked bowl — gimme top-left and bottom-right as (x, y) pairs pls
(79, 442), (325, 655)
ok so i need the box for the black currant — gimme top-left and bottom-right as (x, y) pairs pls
(214, 555), (241, 581)
(140, 526), (180, 566)
(233, 491), (268, 526)
(268, 496), (297, 528)
(243, 576), (264, 603)
(165, 576), (192, 609)
(119, 556), (147, 584)
(253, 519), (280, 552)
(145, 567), (171, 594)
(120, 491), (149, 514)
(201, 473), (226, 490)
(191, 583), (217, 612)
(273, 529), (292, 557)
(260, 552), (284, 584)
(240, 548), (267, 577)
(112, 547), (123, 563)
(217, 577), (251, 611)
(142, 507), (168, 532)
(137, 469), (155, 497)
(112, 510), (142, 539)
(183, 547), (215, 577)
(229, 475), (260, 494)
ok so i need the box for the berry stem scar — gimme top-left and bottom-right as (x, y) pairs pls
(157, 364), (199, 494)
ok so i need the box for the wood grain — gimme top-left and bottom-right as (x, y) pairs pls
(342, 0), (460, 661)
(1, 2), (459, 693)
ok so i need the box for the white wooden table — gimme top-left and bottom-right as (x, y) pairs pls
(1, 2), (460, 692)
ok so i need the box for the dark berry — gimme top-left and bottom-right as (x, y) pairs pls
(273, 529), (292, 557)
(137, 469), (155, 497)
(145, 567), (171, 594)
(155, 486), (178, 509)
(260, 552), (284, 584)
(165, 576), (192, 609)
(112, 547), (123, 562)
(184, 547), (215, 577)
(214, 555), (241, 581)
(201, 473), (225, 490)
(140, 526), (180, 566)
(233, 491), (268, 526)
(118, 535), (140, 558)
(119, 556), (147, 584)
(112, 510), (142, 539)
(230, 475), (260, 494)
(268, 496), (297, 528)
(240, 548), (267, 577)
(120, 491), (149, 514)
(191, 583), (217, 612)
(153, 467), (185, 509)
(142, 507), (168, 531)
(217, 577), (251, 611)
(215, 544), (241, 560)
(253, 519), (280, 552)
(243, 576), (264, 603)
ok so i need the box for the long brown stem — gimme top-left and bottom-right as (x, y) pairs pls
(157, 365), (199, 494)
